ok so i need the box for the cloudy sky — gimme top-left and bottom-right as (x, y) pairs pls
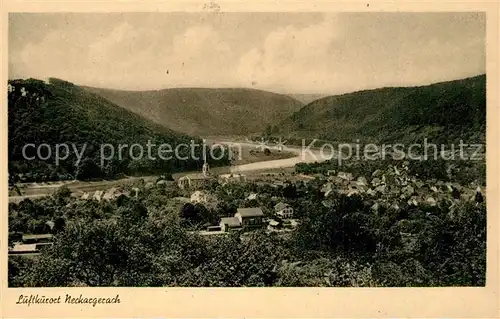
(9, 12), (485, 94)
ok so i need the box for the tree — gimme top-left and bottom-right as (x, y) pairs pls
(53, 217), (66, 233)
(54, 185), (71, 204)
(283, 183), (297, 199)
(179, 231), (285, 287)
(180, 202), (196, 219)
(294, 193), (376, 256)
(75, 158), (102, 180)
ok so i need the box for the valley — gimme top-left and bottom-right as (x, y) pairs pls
(7, 74), (487, 289)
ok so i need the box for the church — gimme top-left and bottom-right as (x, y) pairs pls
(177, 160), (215, 190)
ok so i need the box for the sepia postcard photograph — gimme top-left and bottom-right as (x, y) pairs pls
(1, 1), (499, 318)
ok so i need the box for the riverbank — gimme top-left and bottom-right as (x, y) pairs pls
(9, 140), (336, 203)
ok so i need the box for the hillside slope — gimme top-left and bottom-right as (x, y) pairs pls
(84, 86), (304, 136)
(8, 78), (228, 183)
(276, 75), (486, 144)
(287, 93), (329, 104)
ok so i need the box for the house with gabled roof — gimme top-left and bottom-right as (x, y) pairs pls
(246, 193), (258, 200)
(320, 182), (333, 197)
(235, 207), (264, 229)
(274, 202), (294, 219)
(219, 217), (242, 232)
(337, 172), (354, 181)
(103, 187), (125, 201)
(190, 190), (210, 203)
(218, 173), (246, 184)
(218, 207), (265, 232)
(92, 190), (104, 202)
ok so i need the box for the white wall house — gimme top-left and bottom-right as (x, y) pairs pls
(92, 190), (104, 202)
(190, 190), (209, 203)
(274, 202), (294, 219)
(218, 173), (246, 184)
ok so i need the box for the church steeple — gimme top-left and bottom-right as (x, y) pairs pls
(202, 156), (210, 177)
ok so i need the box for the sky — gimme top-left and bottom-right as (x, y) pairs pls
(9, 12), (485, 94)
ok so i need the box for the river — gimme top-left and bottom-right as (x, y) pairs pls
(8, 140), (336, 202)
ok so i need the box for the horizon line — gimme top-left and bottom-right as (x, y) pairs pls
(8, 72), (486, 97)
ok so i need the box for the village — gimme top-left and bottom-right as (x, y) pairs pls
(8, 151), (485, 258)
(8, 158), (303, 257)
(4, 9), (490, 295)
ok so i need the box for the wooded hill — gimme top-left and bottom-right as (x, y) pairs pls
(8, 78), (228, 183)
(85, 86), (304, 136)
(275, 75), (486, 144)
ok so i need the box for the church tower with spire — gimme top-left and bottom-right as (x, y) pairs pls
(202, 157), (210, 177)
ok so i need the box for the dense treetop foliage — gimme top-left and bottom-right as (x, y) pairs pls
(9, 163), (486, 287)
(85, 86), (304, 136)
